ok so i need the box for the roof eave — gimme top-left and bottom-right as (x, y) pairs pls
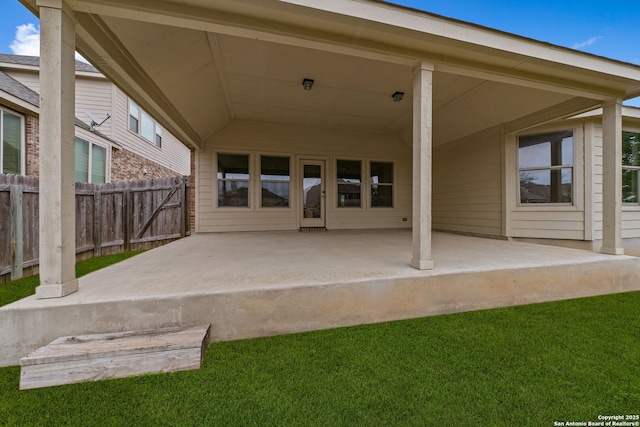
(0, 90), (39, 114)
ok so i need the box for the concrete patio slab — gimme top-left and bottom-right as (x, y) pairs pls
(2, 230), (639, 367)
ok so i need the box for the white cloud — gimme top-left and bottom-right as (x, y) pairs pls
(9, 23), (89, 63)
(10, 23), (40, 56)
(572, 36), (602, 50)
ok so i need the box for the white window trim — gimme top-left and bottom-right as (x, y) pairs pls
(259, 154), (292, 210)
(515, 128), (579, 209)
(503, 124), (585, 237)
(213, 152), (397, 215)
(369, 160), (395, 209)
(215, 151), (252, 210)
(128, 98), (163, 149)
(333, 158), (396, 210)
(336, 158), (364, 210)
(0, 107), (26, 175)
(75, 136), (109, 184)
(622, 128), (640, 207)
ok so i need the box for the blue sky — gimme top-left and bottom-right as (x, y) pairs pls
(1, 0), (638, 105)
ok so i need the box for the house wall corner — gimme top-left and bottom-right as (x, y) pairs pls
(189, 147), (196, 233)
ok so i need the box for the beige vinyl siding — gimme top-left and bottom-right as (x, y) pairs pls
(5, 66), (190, 176)
(4, 70), (40, 93)
(506, 123), (586, 240)
(75, 76), (114, 137)
(592, 125), (604, 240)
(622, 211), (640, 238)
(510, 209), (586, 240)
(197, 120), (412, 233)
(432, 127), (502, 236)
(623, 120), (640, 240)
(113, 89), (190, 175)
(591, 123), (640, 239)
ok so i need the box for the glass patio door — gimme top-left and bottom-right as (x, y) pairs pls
(300, 160), (325, 228)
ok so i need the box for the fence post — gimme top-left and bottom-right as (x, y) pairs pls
(123, 184), (131, 252)
(93, 189), (102, 256)
(180, 176), (187, 238)
(185, 175), (191, 236)
(10, 183), (24, 280)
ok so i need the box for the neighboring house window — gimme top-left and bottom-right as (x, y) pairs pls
(337, 159), (361, 207)
(1, 108), (23, 175)
(370, 161), (393, 207)
(518, 130), (573, 204)
(128, 98), (162, 148)
(260, 155), (290, 207)
(622, 131), (640, 203)
(75, 137), (107, 184)
(155, 126), (162, 148)
(140, 110), (154, 142)
(217, 153), (249, 207)
(128, 99), (139, 133)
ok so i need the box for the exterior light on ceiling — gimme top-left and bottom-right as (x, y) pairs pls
(302, 78), (314, 90)
(392, 91), (405, 102)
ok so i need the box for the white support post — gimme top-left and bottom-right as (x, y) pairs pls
(410, 61), (435, 270)
(36, 0), (79, 298)
(600, 98), (624, 255)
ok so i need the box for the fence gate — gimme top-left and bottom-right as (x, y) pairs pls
(0, 175), (190, 283)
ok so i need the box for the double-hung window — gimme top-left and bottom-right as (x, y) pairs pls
(128, 99), (139, 133)
(622, 131), (640, 204)
(518, 130), (574, 204)
(337, 160), (361, 207)
(128, 99), (162, 148)
(1, 108), (23, 175)
(370, 161), (393, 207)
(74, 137), (107, 184)
(217, 153), (250, 207)
(260, 156), (290, 207)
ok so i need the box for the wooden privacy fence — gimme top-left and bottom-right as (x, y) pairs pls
(0, 175), (190, 283)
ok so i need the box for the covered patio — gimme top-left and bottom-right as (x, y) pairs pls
(8, 0), (640, 369)
(17, 0), (640, 301)
(2, 230), (639, 367)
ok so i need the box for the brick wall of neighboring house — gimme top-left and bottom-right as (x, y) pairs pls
(25, 114), (39, 176)
(190, 147), (196, 232)
(110, 147), (182, 182)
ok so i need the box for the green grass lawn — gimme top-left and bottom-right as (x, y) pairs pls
(0, 251), (144, 307)
(0, 286), (638, 426)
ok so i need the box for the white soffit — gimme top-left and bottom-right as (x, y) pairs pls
(63, 0), (640, 99)
(18, 0), (640, 146)
(281, 0), (640, 84)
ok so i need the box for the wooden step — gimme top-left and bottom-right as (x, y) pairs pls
(19, 324), (210, 390)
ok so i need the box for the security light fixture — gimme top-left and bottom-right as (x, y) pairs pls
(302, 78), (314, 90)
(392, 91), (404, 102)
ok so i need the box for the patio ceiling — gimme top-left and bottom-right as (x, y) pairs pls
(81, 18), (577, 147)
(19, 0), (640, 148)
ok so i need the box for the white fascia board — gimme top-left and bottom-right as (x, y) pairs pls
(570, 106), (640, 120)
(75, 125), (123, 150)
(76, 70), (106, 79)
(0, 91), (39, 114)
(0, 63), (40, 72)
(623, 106), (640, 119)
(282, 0), (640, 81)
(1, 61), (105, 80)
